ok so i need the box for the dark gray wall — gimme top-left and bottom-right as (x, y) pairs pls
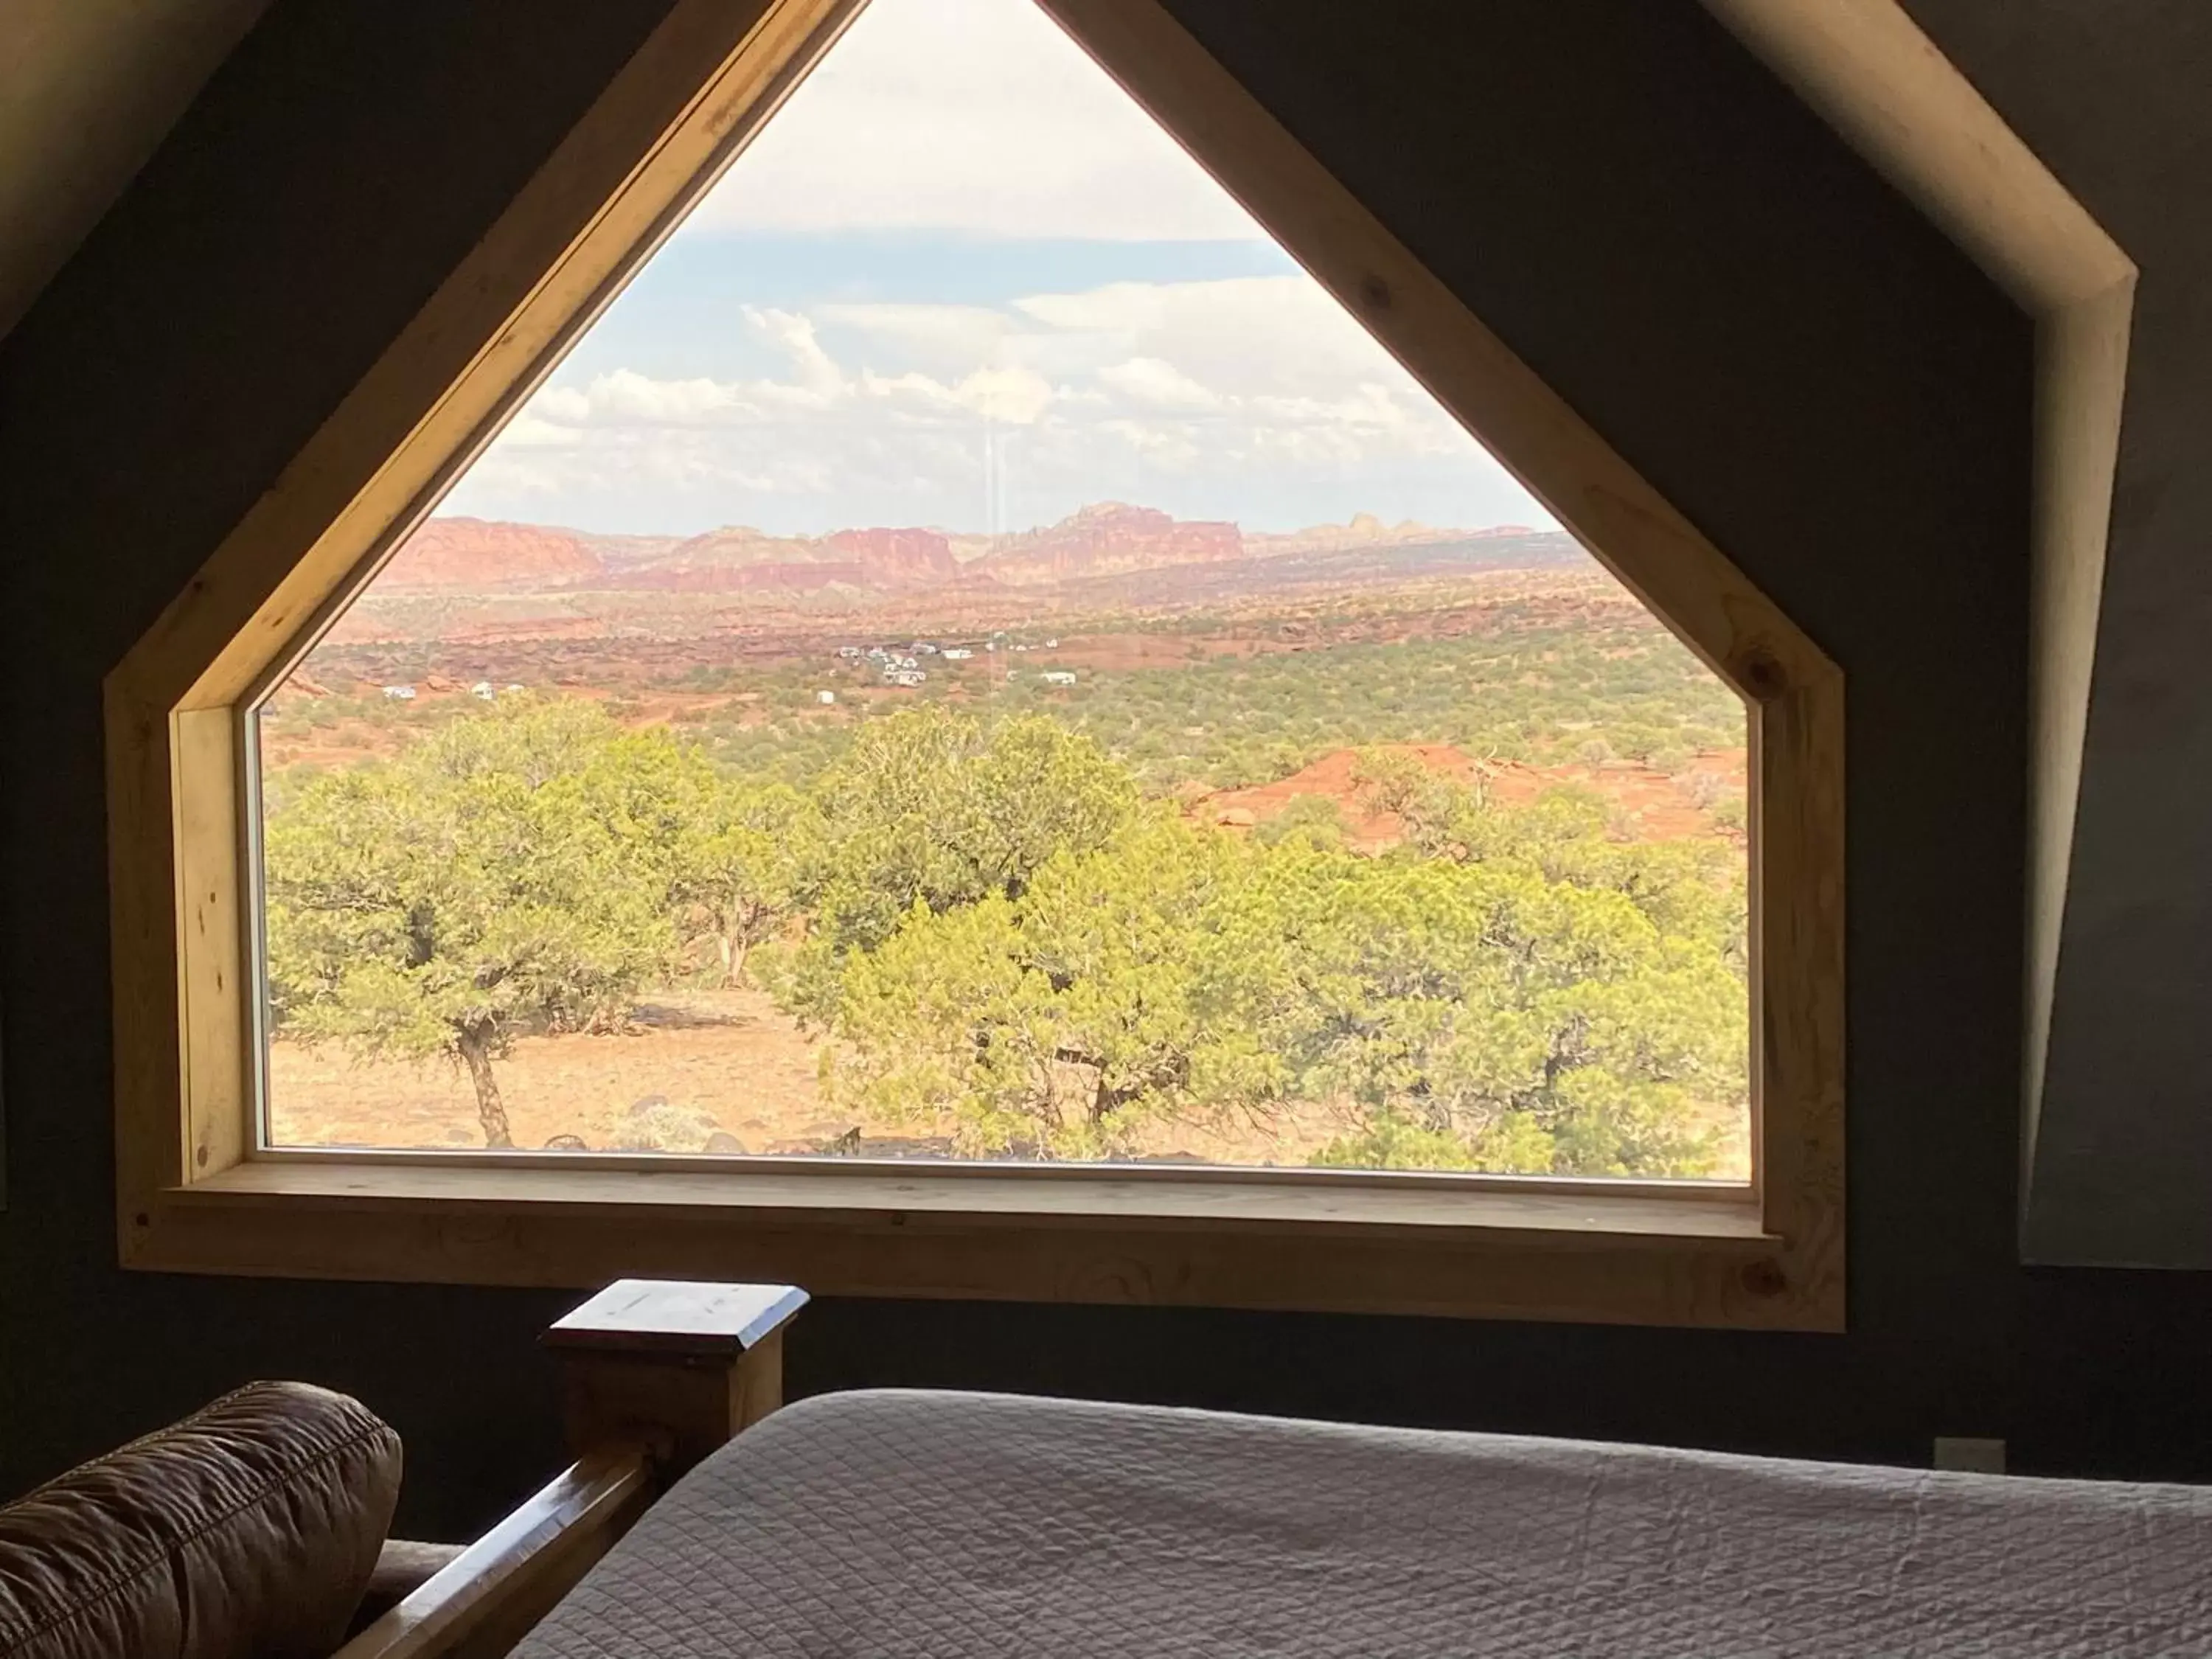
(1, 0), (2200, 1541)
(1896, 1), (2212, 1267)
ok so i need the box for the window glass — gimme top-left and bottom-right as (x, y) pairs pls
(256, 0), (1747, 1178)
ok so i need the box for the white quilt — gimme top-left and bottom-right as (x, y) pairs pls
(516, 1388), (2212, 1658)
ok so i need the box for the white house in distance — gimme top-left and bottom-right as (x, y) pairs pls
(1040, 670), (1077, 686)
(942, 647), (974, 661)
(816, 689), (836, 705)
(380, 684), (417, 700)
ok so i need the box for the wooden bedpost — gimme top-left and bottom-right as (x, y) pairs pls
(543, 1279), (809, 1479)
(335, 1281), (808, 1658)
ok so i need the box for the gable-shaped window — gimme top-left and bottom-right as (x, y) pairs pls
(111, 0), (1840, 1328)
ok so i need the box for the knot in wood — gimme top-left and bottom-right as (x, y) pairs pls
(1736, 650), (1787, 700)
(1739, 1257), (1788, 1298)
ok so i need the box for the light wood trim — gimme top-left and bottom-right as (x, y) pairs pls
(175, 709), (248, 1180)
(189, 1158), (1770, 1240)
(126, 1162), (1823, 1328)
(1039, 0), (1837, 694)
(108, 0), (1846, 1329)
(1695, 0), (2137, 1222)
(333, 1448), (653, 1659)
(1036, 0), (1843, 1315)
(109, 0), (864, 1249)
(271, 1142), (1746, 1204)
(181, 0), (862, 716)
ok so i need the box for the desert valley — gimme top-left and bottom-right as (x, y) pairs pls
(260, 504), (1751, 1178)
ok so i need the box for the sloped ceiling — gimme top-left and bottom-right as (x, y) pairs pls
(0, 0), (271, 341)
(1705, 0), (2212, 1266)
(1898, 0), (2212, 1266)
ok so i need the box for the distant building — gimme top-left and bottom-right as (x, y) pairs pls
(470, 681), (495, 700)
(865, 646), (888, 661)
(912, 641), (939, 655)
(1041, 670), (1077, 686)
(380, 685), (417, 700)
(504, 683), (525, 693)
(837, 644), (862, 658)
(816, 689), (836, 705)
(942, 647), (973, 660)
(886, 668), (926, 688)
(1044, 637), (1060, 648)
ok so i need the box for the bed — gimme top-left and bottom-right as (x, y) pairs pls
(342, 1281), (2212, 1659)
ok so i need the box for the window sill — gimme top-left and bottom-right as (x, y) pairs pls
(125, 1157), (1832, 1330)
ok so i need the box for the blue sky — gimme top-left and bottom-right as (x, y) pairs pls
(439, 0), (1554, 539)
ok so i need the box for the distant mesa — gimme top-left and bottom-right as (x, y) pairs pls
(378, 516), (603, 589)
(376, 503), (1568, 594)
(625, 524), (959, 592)
(969, 502), (1241, 586)
(1242, 512), (1539, 558)
(826, 526), (961, 586)
(608, 524), (845, 592)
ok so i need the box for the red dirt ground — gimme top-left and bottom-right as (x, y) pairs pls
(268, 986), (1748, 1177)
(1189, 743), (1746, 849)
(268, 987), (1383, 1166)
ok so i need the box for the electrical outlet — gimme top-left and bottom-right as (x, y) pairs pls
(1933, 1436), (2006, 1474)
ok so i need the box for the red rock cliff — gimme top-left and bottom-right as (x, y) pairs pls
(973, 503), (1244, 585)
(380, 517), (604, 588)
(825, 526), (960, 586)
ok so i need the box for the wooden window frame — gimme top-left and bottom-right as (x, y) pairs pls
(105, 0), (1845, 1329)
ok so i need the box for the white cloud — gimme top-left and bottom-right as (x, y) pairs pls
(1097, 357), (1220, 413)
(680, 0), (1264, 243)
(952, 364), (1057, 424)
(1015, 282), (1172, 333)
(818, 303), (1015, 372)
(587, 369), (749, 424)
(532, 386), (591, 422)
(437, 0), (1557, 532)
(498, 415), (584, 449)
(454, 269), (1520, 535)
(748, 309), (844, 398)
(1097, 417), (1204, 471)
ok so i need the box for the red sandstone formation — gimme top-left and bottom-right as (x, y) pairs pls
(378, 517), (603, 588)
